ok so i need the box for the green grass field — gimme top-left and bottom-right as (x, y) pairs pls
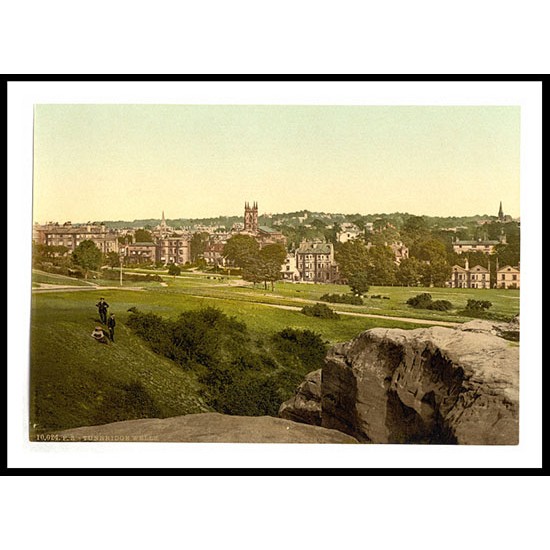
(30, 270), (520, 436)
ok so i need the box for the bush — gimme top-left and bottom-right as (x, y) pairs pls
(406, 293), (453, 311)
(406, 293), (433, 308)
(458, 299), (499, 320)
(167, 263), (181, 276)
(301, 303), (340, 319)
(429, 300), (453, 311)
(465, 299), (493, 311)
(319, 293), (363, 305)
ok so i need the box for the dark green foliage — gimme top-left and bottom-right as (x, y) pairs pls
(167, 263), (181, 276)
(105, 251), (121, 268)
(429, 300), (453, 311)
(319, 293), (364, 305)
(347, 272), (370, 296)
(271, 328), (327, 372)
(406, 293), (453, 311)
(134, 229), (154, 242)
(458, 300), (501, 320)
(465, 299), (493, 311)
(72, 240), (103, 277)
(406, 293), (434, 308)
(125, 307), (327, 417)
(301, 303), (340, 319)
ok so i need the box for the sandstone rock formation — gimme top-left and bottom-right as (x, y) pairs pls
(278, 369), (322, 426)
(55, 412), (358, 443)
(280, 321), (519, 445)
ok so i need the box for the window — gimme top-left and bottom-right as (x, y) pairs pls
(512, 275), (517, 281)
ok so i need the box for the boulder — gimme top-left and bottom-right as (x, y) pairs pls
(459, 317), (519, 342)
(321, 326), (519, 444)
(54, 412), (358, 443)
(279, 369), (322, 425)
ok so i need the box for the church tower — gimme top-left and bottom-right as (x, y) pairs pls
(498, 201), (504, 222)
(244, 201), (259, 233)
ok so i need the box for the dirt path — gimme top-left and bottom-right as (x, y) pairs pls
(263, 303), (460, 327)
(32, 285), (145, 293)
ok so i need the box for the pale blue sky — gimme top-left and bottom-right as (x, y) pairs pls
(33, 104), (520, 222)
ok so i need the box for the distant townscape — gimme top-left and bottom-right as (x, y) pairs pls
(33, 201), (520, 289)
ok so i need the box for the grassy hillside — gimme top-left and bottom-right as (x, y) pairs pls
(30, 292), (210, 437)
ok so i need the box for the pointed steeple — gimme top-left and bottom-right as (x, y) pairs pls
(498, 201), (504, 221)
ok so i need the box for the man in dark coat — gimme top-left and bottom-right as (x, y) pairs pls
(107, 313), (116, 342)
(96, 297), (109, 324)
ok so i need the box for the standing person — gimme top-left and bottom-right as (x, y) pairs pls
(107, 313), (116, 342)
(96, 297), (109, 324)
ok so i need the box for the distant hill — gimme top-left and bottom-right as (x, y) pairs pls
(100, 211), (508, 230)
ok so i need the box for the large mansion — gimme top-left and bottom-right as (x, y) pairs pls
(449, 259), (490, 289)
(33, 222), (119, 254)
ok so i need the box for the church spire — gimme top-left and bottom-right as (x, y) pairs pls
(498, 201), (504, 221)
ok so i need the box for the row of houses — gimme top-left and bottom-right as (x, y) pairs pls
(34, 202), (520, 288)
(449, 259), (520, 289)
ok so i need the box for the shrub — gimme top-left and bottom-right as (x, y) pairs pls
(428, 300), (453, 311)
(167, 263), (181, 276)
(406, 293), (433, 308)
(301, 303), (340, 319)
(406, 293), (453, 311)
(458, 299), (498, 320)
(319, 293), (363, 305)
(465, 299), (493, 311)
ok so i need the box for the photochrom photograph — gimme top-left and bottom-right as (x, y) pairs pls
(30, 102), (521, 445)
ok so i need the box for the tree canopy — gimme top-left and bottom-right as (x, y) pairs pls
(223, 235), (260, 268)
(72, 240), (102, 277)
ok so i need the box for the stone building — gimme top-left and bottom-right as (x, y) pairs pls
(452, 236), (504, 255)
(203, 242), (226, 267)
(449, 258), (490, 289)
(295, 240), (339, 283)
(496, 265), (520, 289)
(244, 201), (259, 233)
(33, 222), (119, 254)
(156, 236), (191, 266)
(242, 201), (286, 248)
(124, 242), (157, 265)
(280, 253), (300, 281)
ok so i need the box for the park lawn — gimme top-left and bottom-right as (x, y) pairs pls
(32, 270), (92, 287)
(155, 276), (520, 323)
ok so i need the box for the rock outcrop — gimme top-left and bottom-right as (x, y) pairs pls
(280, 321), (519, 445)
(55, 412), (358, 443)
(278, 369), (322, 426)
